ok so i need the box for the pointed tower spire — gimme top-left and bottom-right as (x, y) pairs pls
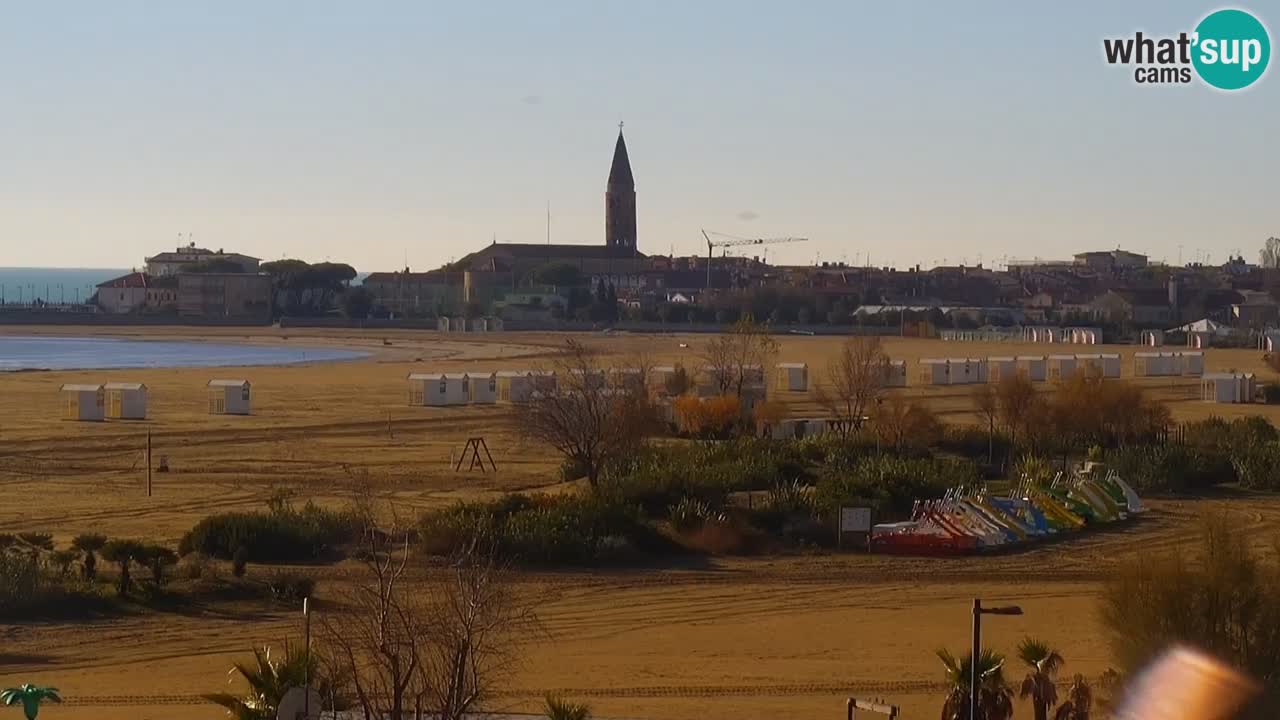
(605, 124), (637, 251)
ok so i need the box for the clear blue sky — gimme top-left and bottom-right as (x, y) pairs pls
(1, 1), (1274, 271)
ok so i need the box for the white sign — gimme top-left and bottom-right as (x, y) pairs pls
(840, 507), (872, 533)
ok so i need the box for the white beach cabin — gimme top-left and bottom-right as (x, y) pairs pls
(468, 371), (498, 404)
(649, 366), (678, 395)
(1180, 351), (1205, 377)
(1100, 354), (1121, 378)
(436, 316), (451, 333)
(1202, 373), (1255, 404)
(920, 358), (950, 386)
(530, 370), (558, 394)
(495, 371), (534, 403)
(569, 368), (606, 392)
(208, 379), (251, 415)
(61, 383), (104, 422)
(104, 382), (147, 420)
(986, 357), (1016, 384)
(1264, 330), (1280, 353)
(1016, 356), (1047, 382)
(1141, 330), (1165, 347)
(1075, 354), (1103, 377)
(407, 373), (468, 406)
(943, 358), (973, 385)
(775, 363), (809, 392)
(1047, 355), (1077, 381)
(1134, 352), (1171, 377)
(882, 359), (908, 388)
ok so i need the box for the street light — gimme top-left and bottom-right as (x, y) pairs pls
(303, 595), (313, 719)
(971, 599), (1023, 720)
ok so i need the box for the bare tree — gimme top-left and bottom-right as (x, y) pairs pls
(322, 507), (534, 720)
(1261, 236), (1280, 269)
(322, 517), (423, 720)
(813, 336), (888, 439)
(995, 372), (1040, 450)
(972, 383), (999, 464)
(418, 553), (532, 720)
(516, 339), (654, 487)
(700, 316), (779, 397)
(872, 394), (942, 453)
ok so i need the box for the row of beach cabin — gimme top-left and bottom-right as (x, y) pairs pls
(772, 361), (907, 392)
(59, 383), (146, 421)
(1022, 327), (1104, 345)
(919, 354), (1124, 385)
(407, 361), (911, 407)
(1202, 373), (1256, 404)
(61, 380), (253, 422)
(1132, 351), (1205, 377)
(436, 316), (505, 333)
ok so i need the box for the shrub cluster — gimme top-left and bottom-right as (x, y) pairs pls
(419, 493), (664, 565)
(1110, 417), (1279, 493)
(179, 502), (360, 562)
(599, 438), (810, 514)
(814, 455), (979, 521)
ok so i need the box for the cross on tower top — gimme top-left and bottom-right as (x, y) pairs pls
(618, 120), (624, 132)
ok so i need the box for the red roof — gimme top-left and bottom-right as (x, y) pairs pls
(97, 272), (151, 289)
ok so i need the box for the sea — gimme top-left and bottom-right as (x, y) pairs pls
(0, 267), (129, 305)
(0, 336), (368, 372)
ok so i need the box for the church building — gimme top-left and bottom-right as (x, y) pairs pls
(450, 128), (648, 280)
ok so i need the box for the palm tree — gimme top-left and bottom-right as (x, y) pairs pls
(1, 685), (62, 720)
(937, 648), (1014, 720)
(544, 694), (591, 720)
(1017, 638), (1064, 720)
(203, 644), (313, 720)
(1053, 675), (1092, 720)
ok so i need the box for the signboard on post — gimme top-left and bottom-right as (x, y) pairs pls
(840, 507), (872, 533)
(838, 507), (873, 550)
(839, 504), (870, 548)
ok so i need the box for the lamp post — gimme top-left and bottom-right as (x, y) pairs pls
(971, 599), (1023, 720)
(303, 596), (312, 719)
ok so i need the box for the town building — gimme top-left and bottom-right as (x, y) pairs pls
(145, 243), (260, 276)
(178, 273), (273, 320)
(95, 272), (178, 314)
(1073, 250), (1148, 273)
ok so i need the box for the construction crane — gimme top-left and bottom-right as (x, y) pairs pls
(701, 229), (809, 289)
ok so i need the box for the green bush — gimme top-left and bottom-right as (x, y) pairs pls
(1263, 384), (1280, 405)
(0, 551), (105, 619)
(1108, 444), (1235, 493)
(418, 493), (661, 566)
(178, 502), (360, 563)
(600, 439), (811, 514)
(938, 424), (1012, 462)
(1231, 441), (1280, 490)
(668, 497), (723, 532)
(265, 570), (316, 604)
(814, 455), (978, 521)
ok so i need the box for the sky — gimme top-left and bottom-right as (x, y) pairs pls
(0, 1), (1275, 272)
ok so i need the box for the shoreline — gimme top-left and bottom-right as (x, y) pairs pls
(0, 333), (373, 372)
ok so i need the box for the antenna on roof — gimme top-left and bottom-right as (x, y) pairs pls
(547, 201), (551, 245)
